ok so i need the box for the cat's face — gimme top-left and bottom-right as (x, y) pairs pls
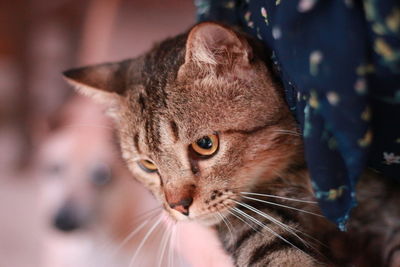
(63, 22), (302, 225)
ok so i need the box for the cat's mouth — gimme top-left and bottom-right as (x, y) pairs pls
(167, 209), (233, 226)
(164, 192), (239, 226)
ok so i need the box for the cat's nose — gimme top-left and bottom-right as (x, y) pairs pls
(168, 197), (193, 216)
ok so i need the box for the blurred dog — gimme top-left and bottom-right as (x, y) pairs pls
(34, 96), (158, 267)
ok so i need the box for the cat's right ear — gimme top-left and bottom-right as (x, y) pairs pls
(63, 61), (127, 107)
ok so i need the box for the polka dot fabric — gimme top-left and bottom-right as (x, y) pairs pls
(196, 0), (400, 229)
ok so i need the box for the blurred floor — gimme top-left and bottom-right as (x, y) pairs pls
(0, 175), (42, 267)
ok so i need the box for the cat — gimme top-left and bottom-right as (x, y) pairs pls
(63, 22), (400, 266)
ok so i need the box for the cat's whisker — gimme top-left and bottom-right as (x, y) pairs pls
(232, 200), (310, 248)
(175, 224), (185, 267)
(102, 207), (161, 260)
(240, 202), (326, 249)
(232, 207), (264, 231)
(221, 211), (235, 234)
(241, 195), (324, 217)
(126, 206), (163, 226)
(235, 202), (331, 261)
(166, 223), (173, 267)
(173, 224), (179, 267)
(238, 202), (332, 263)
(168, 225), (177, 267)
(110, 216), (153, 258)
(240, 192), (318, 204)
(227, 208), (259, 232)
(217, 211), (234, 241)
(231, 206), (301, 251)
(271, 129), (302, 137)
(285, 225), (330, 250)
(231, 207), (318, 258)
(157, 220), (173, 267)
(273, 133), (301, 137)
(129, 215), (163, 267)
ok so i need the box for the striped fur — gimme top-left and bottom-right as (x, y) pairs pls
(215, 172), (339, 267)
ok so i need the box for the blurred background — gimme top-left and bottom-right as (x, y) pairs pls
(0, 1), (212, 266)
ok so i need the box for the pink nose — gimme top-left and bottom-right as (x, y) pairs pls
(168, 197), (193, 216)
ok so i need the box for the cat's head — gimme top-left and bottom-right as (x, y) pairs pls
(63, 22), (303, 225)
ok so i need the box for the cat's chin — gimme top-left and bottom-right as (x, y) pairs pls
(165, 209), (224, 226)
(194, 215), (222, 226)
(188, 212), (228, 226)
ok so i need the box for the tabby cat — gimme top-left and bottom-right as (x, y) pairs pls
(63, 22), (400, 266)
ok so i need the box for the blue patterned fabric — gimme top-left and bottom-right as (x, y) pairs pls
(196, 0), (400, 229)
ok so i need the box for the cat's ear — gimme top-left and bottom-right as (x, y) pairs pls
(184, 22), (252, 68)
(63, 61), (128, 106)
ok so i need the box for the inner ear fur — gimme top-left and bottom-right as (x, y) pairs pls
(184, 22), (253, 68)
(63, 60), (130, 105)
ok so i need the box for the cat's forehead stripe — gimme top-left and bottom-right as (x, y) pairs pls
(222, 115), (287, 136)
(145, 114), (162, 152)
(169, 120), (180, 142)
(133, 133), (141, 154)
(138, 93), (146, 114)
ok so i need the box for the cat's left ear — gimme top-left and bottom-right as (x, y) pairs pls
(63, 61), (128, 106)
(183, 22), (253, 69)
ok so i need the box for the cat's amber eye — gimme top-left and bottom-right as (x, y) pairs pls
(138, 160), (158, 173)
(191, 134), (219, 157)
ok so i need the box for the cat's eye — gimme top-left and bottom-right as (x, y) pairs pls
(138, 159), (158, 173)
(191, 134), (219, 157)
